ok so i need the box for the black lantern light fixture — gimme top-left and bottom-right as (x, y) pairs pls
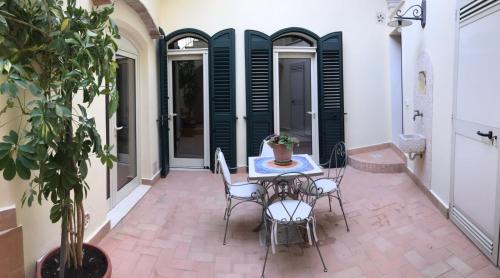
(388, 0), (426, 29)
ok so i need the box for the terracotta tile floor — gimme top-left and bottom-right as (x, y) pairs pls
(99, 167), (500, 278)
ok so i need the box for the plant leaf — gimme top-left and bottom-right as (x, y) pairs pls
(0, 15), (8, 33)
(3, 157), (15, 180)
(60, 18), (69, 31)
(55, 105), (71, 118)
(15, 158), (30, 180)
(17, 155), (38, 170)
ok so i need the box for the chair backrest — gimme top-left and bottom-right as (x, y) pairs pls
(216, 148), (232, 185)
(264, 172), (320, 223)
(325, 142), (347, 185)
(259, 135), (275, 157)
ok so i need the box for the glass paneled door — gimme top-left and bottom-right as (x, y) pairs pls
(167, 52), (209, 168)
(273, 50), (319, 161)
(109, 52), (139, 208)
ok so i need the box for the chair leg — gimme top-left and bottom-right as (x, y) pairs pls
(337, 192), (349, 232)
(223, 211), (230, 245)
(312, 224), (328, 272)
(328, 194), (332, 212)
(261, 244), (270, 278)
(223, 199), (232, 245)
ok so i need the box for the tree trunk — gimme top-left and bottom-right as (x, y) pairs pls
(59, 198), (69, 278)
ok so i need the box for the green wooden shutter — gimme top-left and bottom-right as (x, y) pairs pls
(158, 28), (170, 177)
(210, 29), (237, 171)
(318, 32), (344, 164)
(245, 30), (273, 157)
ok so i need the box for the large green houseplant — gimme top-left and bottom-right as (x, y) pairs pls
(0, 0), (118, 276)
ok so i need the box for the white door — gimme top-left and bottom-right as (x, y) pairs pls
(273, 49), (319, 162)
(109, 50), (140, 208)
(451, 4), (500, 264)
(167, 50), (209, 168)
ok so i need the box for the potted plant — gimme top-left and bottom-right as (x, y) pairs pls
(0, 0), (119, 277)
(267, 134), (300, 165)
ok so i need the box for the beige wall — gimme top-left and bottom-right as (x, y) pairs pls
(113, 0), (160, 179)
(400, 0), (457, 207)
(159, 0), (393, 167)
(0, 0), (160, 275)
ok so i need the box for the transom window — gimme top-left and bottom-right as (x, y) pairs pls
(273, 35), (314, 47)
(168, 36), (208, 50)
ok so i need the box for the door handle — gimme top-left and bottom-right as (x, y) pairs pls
(306, 111), (316, 119)
(169, 113), (178, 120)
(115, 125), (124, 130)
(477, 130), (497, 142)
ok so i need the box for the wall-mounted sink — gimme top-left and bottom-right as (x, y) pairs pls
(398, 134), (426, 157)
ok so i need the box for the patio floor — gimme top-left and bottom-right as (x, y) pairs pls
(99, 167), (500, 277)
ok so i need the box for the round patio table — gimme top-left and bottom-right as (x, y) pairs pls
(247, 154), (324, 182)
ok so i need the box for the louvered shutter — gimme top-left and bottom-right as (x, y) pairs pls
(210, 29), (237, 171)
(158, 29), (170, 177)
(318, 32), (344, 164)
(245, 30), (273, 158)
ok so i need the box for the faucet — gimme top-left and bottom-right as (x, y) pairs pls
(413, 110), (423, 121)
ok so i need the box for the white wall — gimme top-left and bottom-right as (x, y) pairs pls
(159, 0), (392, 167)
(389, 33), (403, 142)
(400, 0), (457, 206)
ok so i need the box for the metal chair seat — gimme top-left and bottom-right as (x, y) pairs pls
(312, 179), (338, 194)
(266, 200), (312, 222)
(230, 182), (265, 199)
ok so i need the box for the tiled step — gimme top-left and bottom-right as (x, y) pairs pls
(348, 143), (407, 173)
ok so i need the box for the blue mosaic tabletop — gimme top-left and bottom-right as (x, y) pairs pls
(254, 155), (315, 174)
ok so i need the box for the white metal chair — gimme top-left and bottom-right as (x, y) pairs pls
(314, 141), (349, 231)
(215, 148), (265, 245)
(259, 135), (274, 157)
(261, 172), (327, 277)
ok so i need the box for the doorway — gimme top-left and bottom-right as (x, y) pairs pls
(108, 51), (139, 208)
(167, 51), (209, 168)
(273, 49), (319, 161)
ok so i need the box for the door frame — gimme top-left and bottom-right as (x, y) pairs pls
(109, 48), (141, 208)
(272, 46), (319, 162)
(167, 49), (210, 168)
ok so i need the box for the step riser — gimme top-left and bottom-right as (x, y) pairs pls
(347, 143), (407, 174)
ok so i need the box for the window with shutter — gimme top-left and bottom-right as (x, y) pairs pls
(318, 32), (345, 164)
(210, 29), (237, 171)
(245, 30), (274, 157)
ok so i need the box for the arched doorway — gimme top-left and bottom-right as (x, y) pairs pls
(271, 31), (319, 159)
(166, 33), (210, 168)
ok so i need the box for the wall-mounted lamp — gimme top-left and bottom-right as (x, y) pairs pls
(387, 0), (426, 29)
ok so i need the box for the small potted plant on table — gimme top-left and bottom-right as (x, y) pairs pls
(267, 134), (299, 165)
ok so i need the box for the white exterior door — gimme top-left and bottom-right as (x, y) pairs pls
(109, 48), (140, 208)
(273, 48), (319, 162)
(167, 50), (210, 168)
(451, 3), (500, 264)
